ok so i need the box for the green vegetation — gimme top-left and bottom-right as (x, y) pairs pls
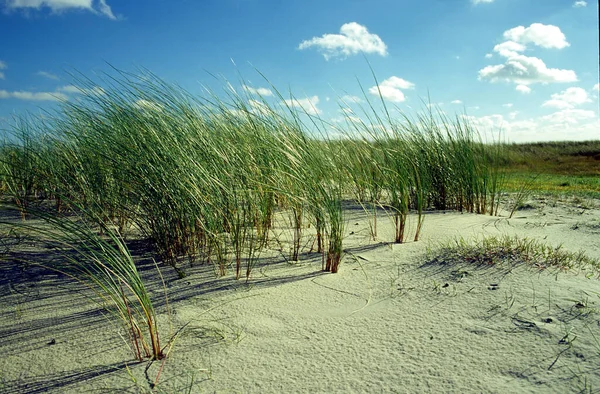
(0, 68), (523, 363)
(502, 141), (600, 198)
(428, 235), (600, 277)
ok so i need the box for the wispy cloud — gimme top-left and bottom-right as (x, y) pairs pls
(0, 60), (6, 79)
(0, 89), (67, 101)
(298, 22), (387, 60)
(37, 71), (59, 80)
(242, 85), (273, 97)
(340, 95), (362, 104)
(573, 1), (587, 7)
(368, 76), (415, 103)
(472, 0), (494, 4)
(58, 85), (105, 95)
(451, 100), (463, 104)
(3, 0), (117, 19)
(0, 84), (105, 102)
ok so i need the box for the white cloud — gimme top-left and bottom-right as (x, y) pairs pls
(4, 0), (116, 19)
(573, 1), (587, 7)
(463, 111), (599, 142)
(58, 84), (105, 96)
(503, 23), (570, 49)
(0, 89), (67, 101)
(340, 94), (362, 104)
(541, 108), (595, 124)
(480, 53), (577, 85)
(331, 115), (362, 124)
(479, 24), (576, 87)
(502, 103), (513, 108)
(283, 96), (321, 115)
(508, 111), (519, 120)
(593, 83), (599, 92)
(493, 40), (526, 57)
(368, 76), (415, 103)
(298, 22), (387, 60)
(247, 99), (272, 116)
(451, 100), (462, 104)
(242, 85), (273, 97)
(133, 99), (163, 112)
(516, 84), (531, 94)
(472, 0), (494, 4)
(0, 60), (6, 79)
(542, 87), (591, 109)
(36, 71), (58, 80)
(485, 53), (493, 59)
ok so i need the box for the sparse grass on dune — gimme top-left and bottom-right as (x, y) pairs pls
(428, 235), (600, 278)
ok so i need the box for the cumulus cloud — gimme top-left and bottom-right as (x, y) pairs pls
(485, 53), (493, 59)
(242, 85), (273, 97)
(573, 1), (587, 7)
(542, 87), (591, 109)
(479, 53), (576, 86)
(0, 60), (6, 79)
(593, 83), (599, 92)
(0, 89), (67, 101)
(283, 96), (321, 115)
(451, 100), (462, 104)
(472, 0), (494, 4)
(3, 0), (117, 19)
(479, 23), (576, 87)
(503, 23), (570, 49)
(298, 22), (387, 60)
(516, 85), (531, 94)
(493, 40), (526, 57)
(368, 76), (415, 103)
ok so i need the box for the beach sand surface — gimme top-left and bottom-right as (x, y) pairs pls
(1, 196), (599, 393)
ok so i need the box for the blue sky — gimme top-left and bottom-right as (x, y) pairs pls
(0, 0), (598, 142)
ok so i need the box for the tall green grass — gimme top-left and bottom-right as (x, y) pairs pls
(0, 69), (510, 330)
(0, 68), (510, 364)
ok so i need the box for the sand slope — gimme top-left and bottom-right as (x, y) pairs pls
(1, 196), (599, 393)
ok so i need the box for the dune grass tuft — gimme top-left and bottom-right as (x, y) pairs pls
(428, 235), (600, 277)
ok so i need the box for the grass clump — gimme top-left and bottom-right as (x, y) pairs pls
(428, 235), (600, 277)
(0, 202), (165, 361)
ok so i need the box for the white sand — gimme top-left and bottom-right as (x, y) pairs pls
(1, 196), (599, 393)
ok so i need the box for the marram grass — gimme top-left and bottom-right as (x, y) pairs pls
(0, 67), (510, 365)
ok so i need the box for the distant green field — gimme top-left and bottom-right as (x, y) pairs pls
(502, 140), (600, 198)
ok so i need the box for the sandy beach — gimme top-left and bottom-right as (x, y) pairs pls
(1, 196), (599, 393)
